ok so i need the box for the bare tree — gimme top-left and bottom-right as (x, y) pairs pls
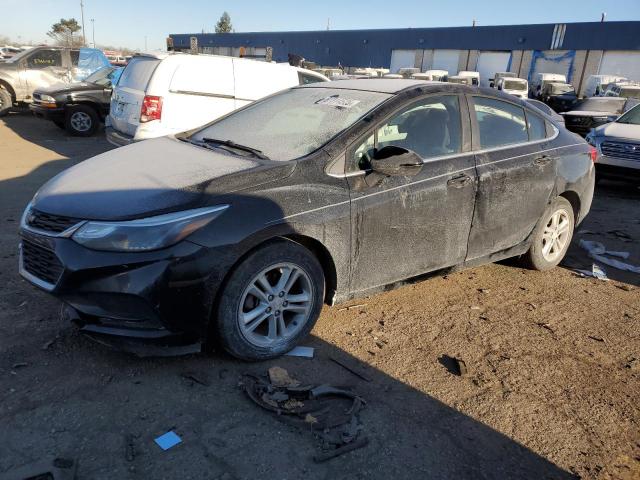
(215, 12), (233, 33)
(47, 18), (83, 46)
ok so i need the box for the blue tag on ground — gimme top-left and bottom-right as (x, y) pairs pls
(154, 431), (182, 450)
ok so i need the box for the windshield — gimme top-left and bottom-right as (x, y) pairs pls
(573, 98), (626, 113)
(551, 84), (575, 95)
(620, 88), (640, 100)
(191, 87), (391, 161)
(83, 66), (115, 86)
(504, 80), (526, 90)
(617, 104), (640, 125)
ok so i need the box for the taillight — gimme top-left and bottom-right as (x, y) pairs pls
(140, 95), (163, 123)
(589, 146), (598, 163)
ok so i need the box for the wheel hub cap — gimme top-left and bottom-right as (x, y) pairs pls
(70, 112), (91, 132)
(238, 263), (313, 348)
(541, 208), (571, 262)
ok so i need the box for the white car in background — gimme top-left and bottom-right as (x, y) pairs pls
(491, 71), (516, 88)
(586, 103), (640, 182)
(496, 77), (528, 99)
(107, 53), (328, 146)
(531, 73), (567, 98)
(603, 82), (640, 100)
(458, 71), (480, 86)
(583, 74), (627, 97)
(424, 70), (448, 81)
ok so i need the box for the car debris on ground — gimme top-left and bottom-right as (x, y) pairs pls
(579, 239), (640, 274)
(240, 367), (367, 462)
(1, 457), (77, 480)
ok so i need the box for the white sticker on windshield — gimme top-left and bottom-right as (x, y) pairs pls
(315, 95), (361, 109)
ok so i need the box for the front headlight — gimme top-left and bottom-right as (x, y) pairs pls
(72, 205), (229, 252)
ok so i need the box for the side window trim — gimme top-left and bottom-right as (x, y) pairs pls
(468, 94), (559, 153)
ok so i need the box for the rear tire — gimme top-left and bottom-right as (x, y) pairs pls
(215, 240), (325, 361)
(65, 105), (99, 136)
(521, 196), (575, 271)
(0, 88), (12, 117)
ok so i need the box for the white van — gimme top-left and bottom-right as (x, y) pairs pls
(423, 70), (449, 81)
(496, 77), (528, 99)
(458, 71), (480, 86)
(106, 53), (328, 146)
(584, 75), (628, 97)
(531, 73), (567, 98)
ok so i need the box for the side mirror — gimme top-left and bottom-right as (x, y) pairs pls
(370, 146), (423, 176)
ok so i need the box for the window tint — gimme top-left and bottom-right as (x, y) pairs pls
(26, 49), (62, 69)
(527, 112), (547, 141)
(474, 97), (528, 148)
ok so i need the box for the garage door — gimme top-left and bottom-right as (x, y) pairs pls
(529, 50), (575, 83)
(599, 51), (640, 81)
(432, 50), (461, 76)
(390, 50), (417, 73)
(475, 51), (512, 87)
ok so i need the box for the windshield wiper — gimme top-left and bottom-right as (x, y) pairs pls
(200, 137), (269, 160)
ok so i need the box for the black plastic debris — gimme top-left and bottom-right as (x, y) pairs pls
(240, 368), (367, 462)
(438, 355), (468, 376)
(1, 457), (77, 480)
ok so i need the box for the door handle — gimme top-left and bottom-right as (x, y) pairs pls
(533, 155), (553, 166)
(447, 173), (472, 188)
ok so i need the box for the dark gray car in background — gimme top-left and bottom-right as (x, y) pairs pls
(19, 80), (595, 360)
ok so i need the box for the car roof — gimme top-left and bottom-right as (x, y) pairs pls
(298, 78), (434, 93)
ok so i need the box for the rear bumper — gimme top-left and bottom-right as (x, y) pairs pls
(105, 126), (134, 147)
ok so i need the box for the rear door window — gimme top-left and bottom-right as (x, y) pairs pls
(26, 49), (62, 69)
(473, 97), (528, 149)
(118, 56), (160, 90)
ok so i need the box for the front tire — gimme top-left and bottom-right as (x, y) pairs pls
(65, 105), (99, 136)
(215, 240), (325, 361)
(521, 196), (575, 271)
(0, 88), (12, 117)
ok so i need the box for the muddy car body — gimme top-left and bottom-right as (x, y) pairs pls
(19, 80), (595, 359)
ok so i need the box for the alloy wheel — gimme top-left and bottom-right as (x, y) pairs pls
(238, 263), (313, 348)
(541, 208), (571, 262)
(69, 111), (92, 132)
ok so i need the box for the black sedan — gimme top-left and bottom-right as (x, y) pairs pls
(562, 97), (638, 137)
(19, 80), (595, 360)
(30, 66), (122, 136)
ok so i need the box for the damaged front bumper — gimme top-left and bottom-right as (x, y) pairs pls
(18, 228), (233, 354)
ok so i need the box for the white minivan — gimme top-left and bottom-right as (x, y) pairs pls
(106, 53), (328, 146)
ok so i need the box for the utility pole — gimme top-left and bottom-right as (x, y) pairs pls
(144, 36), (148, 51)
(91, 18), (95, 47)
(327, 18), (330, 30)
(80, 0), (86, 45)
(601, 12), (606, 22)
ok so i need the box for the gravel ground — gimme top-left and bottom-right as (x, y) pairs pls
(0, 112), (639, 480)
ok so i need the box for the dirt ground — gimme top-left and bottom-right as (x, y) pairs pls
(0, 112), (639, 480)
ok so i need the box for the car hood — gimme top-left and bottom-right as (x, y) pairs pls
(37, 82), (105, 96)
(32, 137), (295, 220)
(595, 122), (640, 140)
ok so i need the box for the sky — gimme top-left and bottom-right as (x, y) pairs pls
(1, 0), (640, 51)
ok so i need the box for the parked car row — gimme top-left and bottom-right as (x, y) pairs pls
(0, 46), (111, 117)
